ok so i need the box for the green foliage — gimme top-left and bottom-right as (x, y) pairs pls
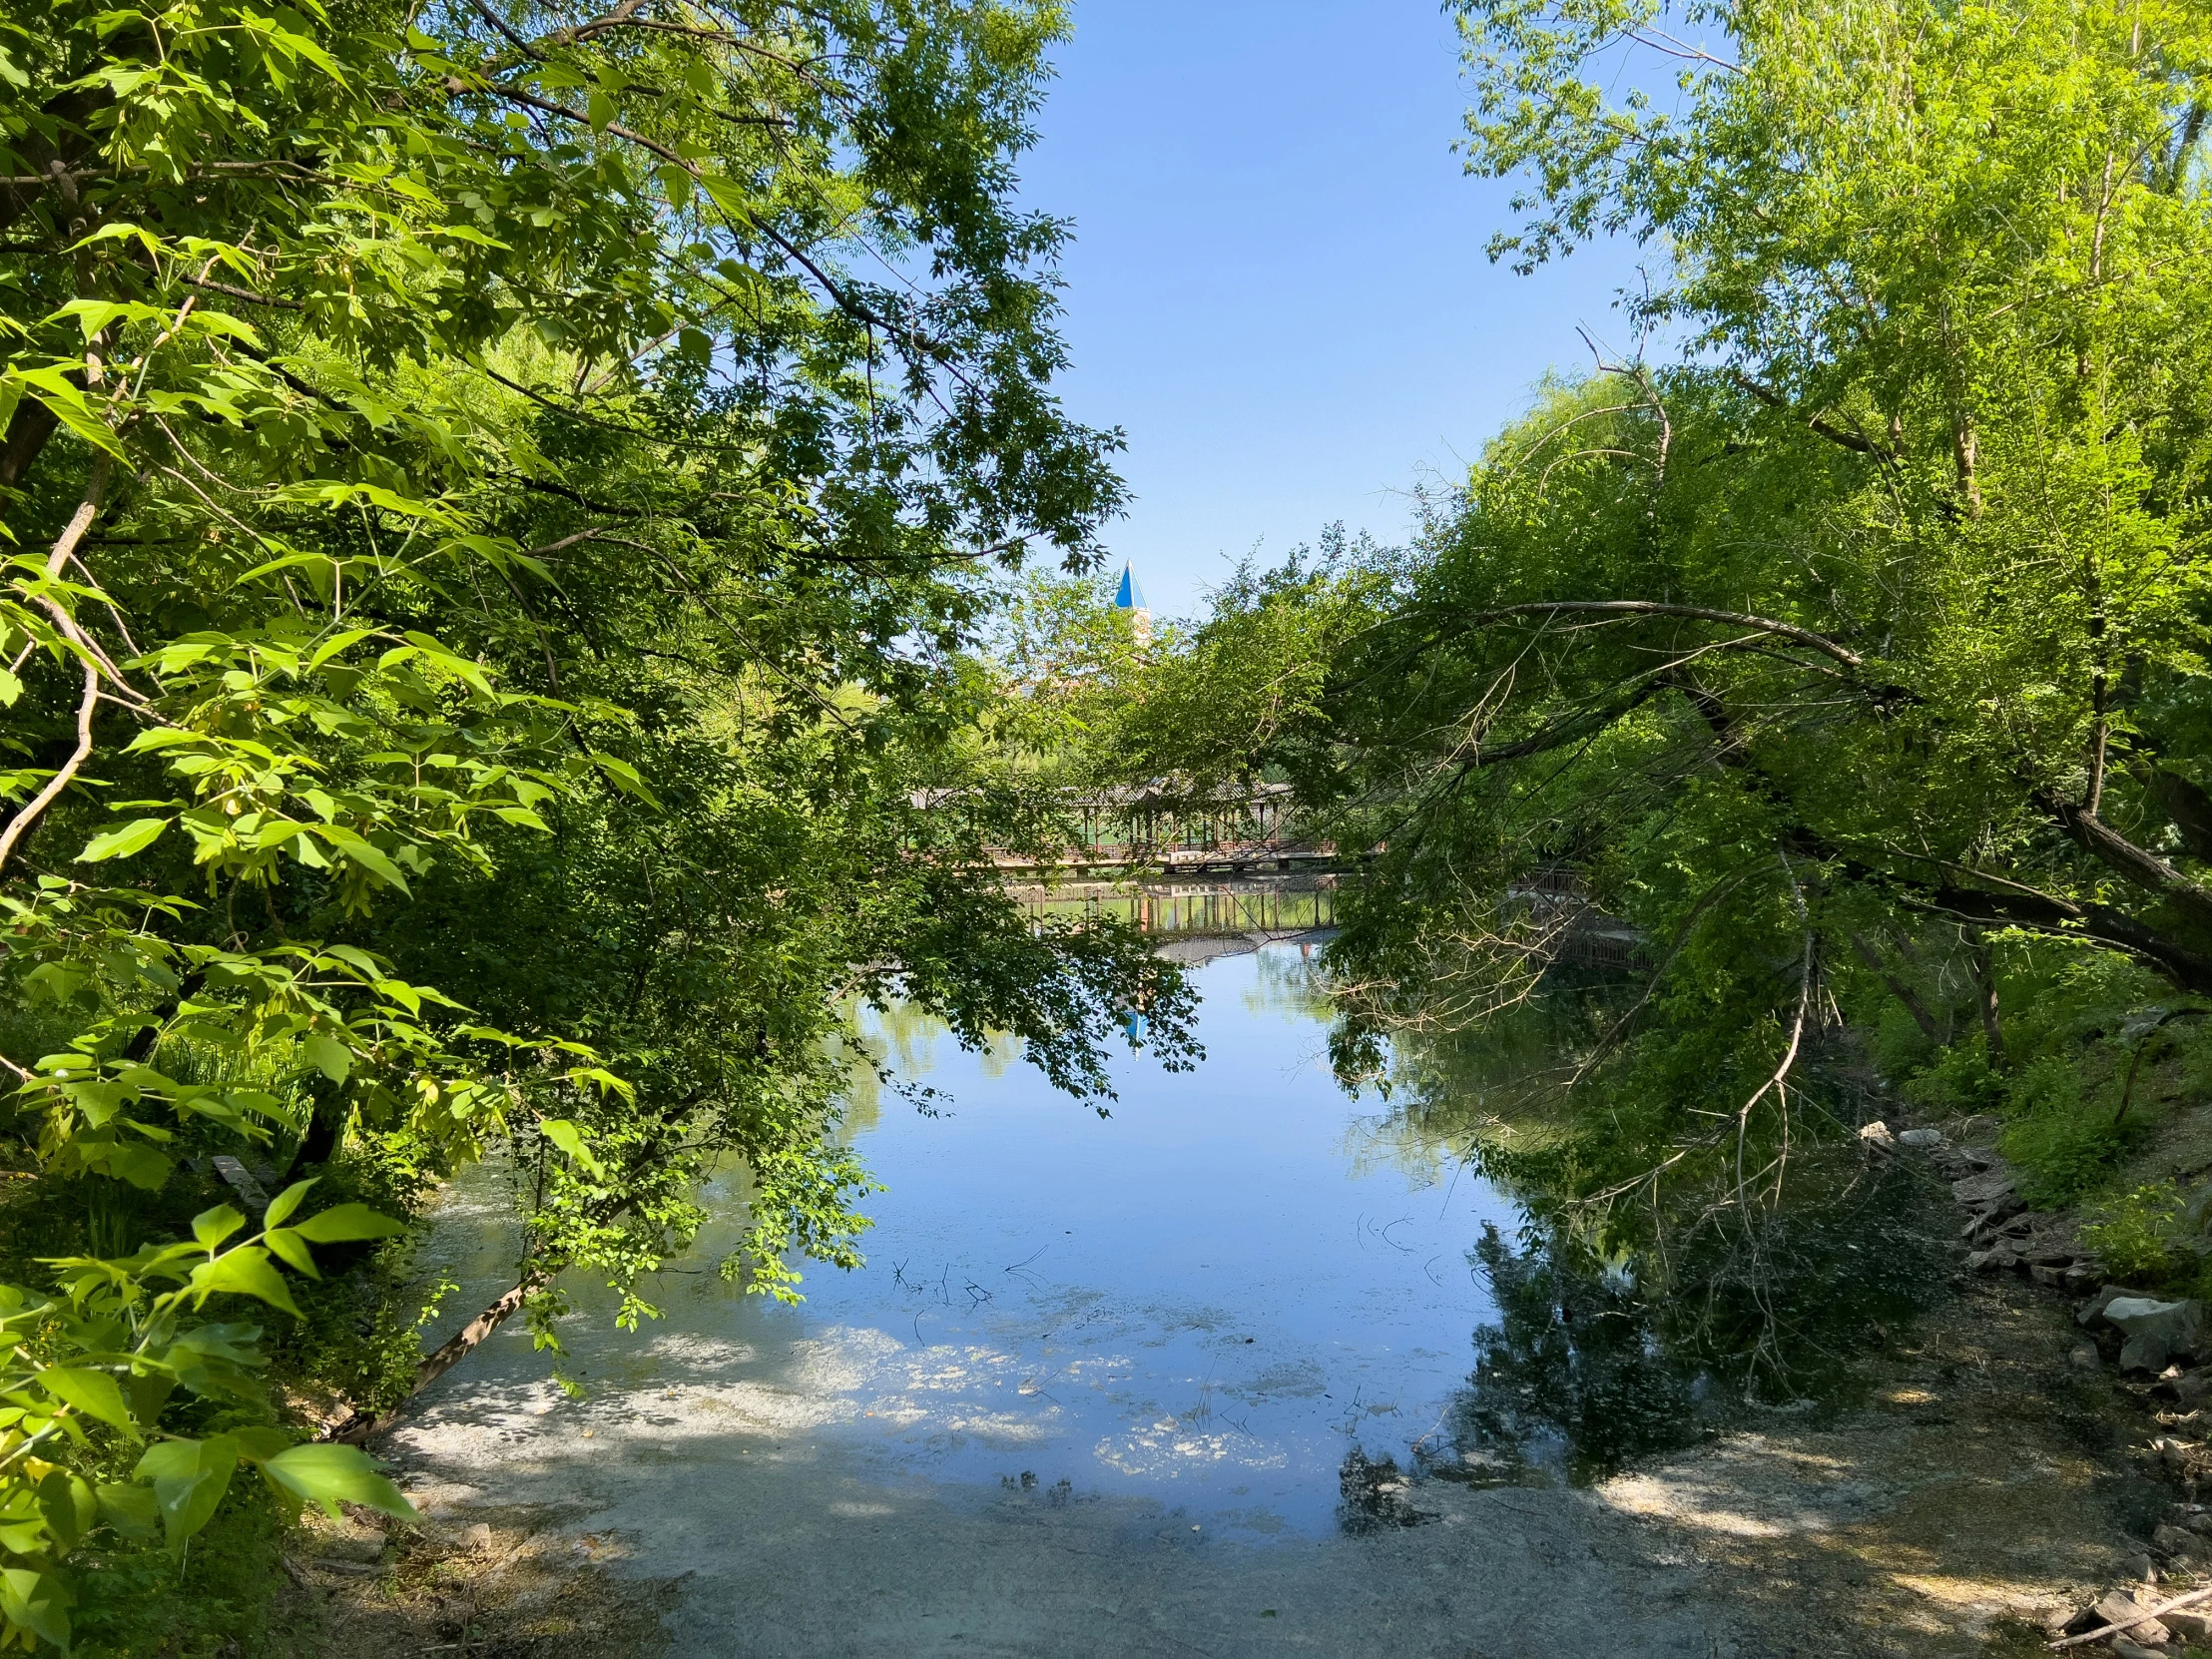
(1904, 1046), (2006, 1118)
(0, 1182), (411, 1652)
(1126, 0), (2212, 1250)
(2080, 1184), (2195, 1286)
(0, 3), (1196, 1647)
(1995, 1056), (2141, 1206)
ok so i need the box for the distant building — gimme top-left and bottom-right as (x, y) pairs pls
(1111, 561), (1151, 646)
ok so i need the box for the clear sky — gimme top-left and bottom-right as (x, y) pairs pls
(1019, 1), (1654, 622)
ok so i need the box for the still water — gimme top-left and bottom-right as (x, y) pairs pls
(410, 941), (1519, 1539)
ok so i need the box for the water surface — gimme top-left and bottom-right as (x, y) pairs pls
(416, 941), (1519, 1538)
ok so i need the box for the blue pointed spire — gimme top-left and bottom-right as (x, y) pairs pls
(1112, 562), (1147, 611)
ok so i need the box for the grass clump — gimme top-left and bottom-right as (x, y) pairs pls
(1997, 1056), (2147, 1208)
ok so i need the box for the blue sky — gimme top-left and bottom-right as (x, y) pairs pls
(1019, 1), (1655, 621)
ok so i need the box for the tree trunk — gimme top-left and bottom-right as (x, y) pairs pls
(2151, 767), (2212, 864)
(1847, 930), (1940, 1041)
(1966, 933), (2006, 1070)
(319, 1271), (548, 1445)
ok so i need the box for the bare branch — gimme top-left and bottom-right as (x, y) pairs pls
(1453, 599), (1869, 673)
(0, 656), (97, 872)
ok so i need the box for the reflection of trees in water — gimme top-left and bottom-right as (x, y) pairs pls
(1335, 975), (1611, 1186)
(831, 1000), (1024, 1134)
(1330, 975), (1948, 1487)
(1445, 1222), (1708, 1485)
(1337, 1447), (1436, 1533)
(1437, 1160), (1943, 1487)
(1244, 940), (1337, 1023)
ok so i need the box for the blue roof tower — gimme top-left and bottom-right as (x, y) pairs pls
(1110, 562), (1152, 645)
(1112, 562), (1147, 612)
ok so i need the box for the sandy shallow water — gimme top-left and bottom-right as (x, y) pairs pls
(380, 946), (2169, 1656)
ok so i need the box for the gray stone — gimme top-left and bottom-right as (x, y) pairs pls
(2031, 1265), (2066, 1287)
(2105, 1298), (2206, 1372)
(2164, 1608), (2212, 1642)
(2096, 1588), (2172, 1644)
(2154, 1523), (2204, 1560)
(2081, 1285), (2155, 1327)
(1897, 1127), (1947, 1148)
(2178, 1373), (2212, 1411)
(2070, 1345), (2103, 1371)
(2113, 1636), (2168, 1659)
(1951, 1168), (2018, 1207)
(211, 1153), (269, 1210)
(2057, 1602), (2103, 1636)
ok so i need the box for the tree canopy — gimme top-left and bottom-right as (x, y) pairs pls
(0, 3), (1194, 1646)
(1133, 0), (2212, 1295)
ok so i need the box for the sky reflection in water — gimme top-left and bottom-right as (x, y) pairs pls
(616, 942), (1516, 1536)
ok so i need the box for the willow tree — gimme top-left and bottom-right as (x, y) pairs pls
(0, 4), (1190, 1645)
(1141, 0), (2212, 1246)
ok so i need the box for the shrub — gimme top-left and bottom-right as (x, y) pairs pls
(1998, 1056), (2141, 1207)
(2081, 1186), (2191, 1287)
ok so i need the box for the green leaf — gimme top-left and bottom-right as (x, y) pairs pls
(312, 826), (412, 894)
(18, 370), (124, 457)
(537, 1118), (607, 1178)
(52, 296), (155, 339)
(265, 1177), (317, 1228)
(192, 1204), (246, 1252)
(96, 1139), (174, 1191)
(189, 1246), (302, 1318)
(133, 1434), (241, 1552)
(126, 1369), (176, 1428)
(302, 1031), (351, 1084)
(261, 1443), (418, 1522)
(38, 1365), (138, 1436)
(37, 1472), (95, 1552)
(263, 1228), (320, 1279)
(307, 627), (376, 671)
(231, 1426), (295, 1463)
(288, 1204), (406, 1245)
(0, 1567), (70, 1650)
(96, 1481), (160, 1540)
(78, 817), (171, 861)
(588, 751), (665, 810)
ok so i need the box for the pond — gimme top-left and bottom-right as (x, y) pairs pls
(387, 939), (1765, 1655)
(407, 942), (1520, 1535)
(374, 930), (2168, 1658)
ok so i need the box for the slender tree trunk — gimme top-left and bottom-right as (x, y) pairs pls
(1847, 930), (1940, 1041)
(1965, 932), (2006, 1070)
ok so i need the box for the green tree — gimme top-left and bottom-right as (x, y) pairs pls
(0, 3), (1192, 1645)
(1141, 0), (2212, 1240)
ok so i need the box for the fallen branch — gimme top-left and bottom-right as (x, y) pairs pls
(2049, 1582), (2212, 1649)
(319, 1270), (547, 1444)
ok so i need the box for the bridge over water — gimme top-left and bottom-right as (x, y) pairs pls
(1008, 872), (1343, 966)
(949, 784), (1637, 967)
